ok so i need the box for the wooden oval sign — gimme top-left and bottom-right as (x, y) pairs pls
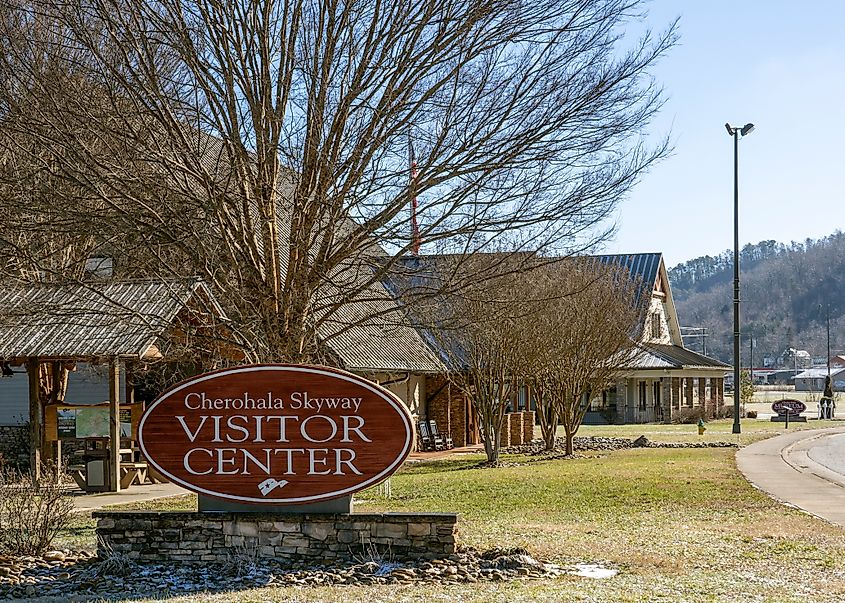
(772, 399), (806, 416)
(138, 364), (414, 504)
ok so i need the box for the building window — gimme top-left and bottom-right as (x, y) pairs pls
(594, 389), (617, 411)
(518, 386), (528, 411)
(638, 381), (647, 411)
(650, 312), (662, 339)
(653, 381), (661, 407)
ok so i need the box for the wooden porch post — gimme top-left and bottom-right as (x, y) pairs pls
(108, 358), (121, 492)
(27, 358), (41, 478)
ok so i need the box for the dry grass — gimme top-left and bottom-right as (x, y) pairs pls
(54, 420), (845, 602)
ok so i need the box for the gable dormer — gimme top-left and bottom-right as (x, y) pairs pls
(643, 257), (683, 346)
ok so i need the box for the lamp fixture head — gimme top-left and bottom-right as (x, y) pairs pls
(725, 122), (735, 136)
(740, 123), (755, 136)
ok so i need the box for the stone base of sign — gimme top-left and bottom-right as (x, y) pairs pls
(770, 415), (808, 422)
(198, 495), (353, 514)
(93, 511), (458, 563)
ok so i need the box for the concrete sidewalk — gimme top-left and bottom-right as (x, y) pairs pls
(736, 426), (845, 527)
(72, 482), (191, 512)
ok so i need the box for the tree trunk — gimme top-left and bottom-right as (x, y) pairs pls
(564, 425), (574, 456)
(541, 405), (559, 451)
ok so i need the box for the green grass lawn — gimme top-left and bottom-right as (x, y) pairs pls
(56, 419), (845, 602)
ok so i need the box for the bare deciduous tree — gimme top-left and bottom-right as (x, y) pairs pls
(430, 269), (526, 464)
(527, 260), (640, 454)
(0, 0), (675, 363)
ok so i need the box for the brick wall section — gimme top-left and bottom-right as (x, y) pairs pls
(499, 417), (510, 448)
(522, 411), (535, 443)
(451, 390), (470, 447)
(93, 511), (458, 563)
(428, 378), (473, 448)
(508, 412), (523, 446)
(671, 378), (681, 412)
(426, 377), (451, 450)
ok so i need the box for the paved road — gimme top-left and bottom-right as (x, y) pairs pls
(737, 426), (845, 527)
(806, 432), (845, 475)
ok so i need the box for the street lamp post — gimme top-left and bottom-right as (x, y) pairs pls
(819, 302), (831, 377)
(726, 122), (755, 435)
(826, 303), (831, 378)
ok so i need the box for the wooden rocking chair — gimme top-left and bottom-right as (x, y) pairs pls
(417, 420), (435, 451)
(428, 420), (453, 450)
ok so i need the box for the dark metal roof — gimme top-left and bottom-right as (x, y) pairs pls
(0, 279), (226, 359)
(594, 253), (663, 310)
(623, 343), (730, 371)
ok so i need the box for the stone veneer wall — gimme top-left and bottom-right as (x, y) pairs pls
(93, 511), (458, 563)
(0, 425), (28, 467)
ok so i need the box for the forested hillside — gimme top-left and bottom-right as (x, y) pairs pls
(668, 232), (845, 364)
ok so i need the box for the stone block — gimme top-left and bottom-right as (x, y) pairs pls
(274, 546), (298, 555)
(336, 530), (358, 544)
(407, 523), (432, 537)
(351, 522), (372, 530)
(373, 523), (406, 539)
(234, 522), (259, 537)
(97, 519), (115, 529)
(258, 533), (284, 546)
(302, 522), (331, 541)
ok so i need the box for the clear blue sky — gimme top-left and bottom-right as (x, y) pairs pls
(602, 1), (844, 268)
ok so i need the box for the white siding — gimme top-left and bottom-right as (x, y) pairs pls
(0, 363), (126, 426)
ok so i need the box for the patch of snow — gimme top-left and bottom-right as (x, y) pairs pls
(570, 563), (618, 579)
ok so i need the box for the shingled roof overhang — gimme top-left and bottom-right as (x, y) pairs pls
(0, 279), (227, 360)
(623, 343), (730, 372)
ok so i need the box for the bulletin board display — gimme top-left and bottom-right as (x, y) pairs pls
(45, 403), (142, 441)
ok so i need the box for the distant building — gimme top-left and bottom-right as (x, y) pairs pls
(794, 368), (845, 392)
(780, 348), (813, 369)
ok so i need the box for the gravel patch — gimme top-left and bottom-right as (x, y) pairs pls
(502, 435), (739, 455)
(0, 546), (576, 600)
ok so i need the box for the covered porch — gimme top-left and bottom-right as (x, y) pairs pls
(587, 343), (730, 425)
(0, 279), (236, 491)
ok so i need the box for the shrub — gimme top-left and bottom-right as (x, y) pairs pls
(716, 404), (735, 419)
(0, 464), (74, 556)
(674, 407), (705, 424)
(746, 410), (758, 419)
(93, 540), (137, 577)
